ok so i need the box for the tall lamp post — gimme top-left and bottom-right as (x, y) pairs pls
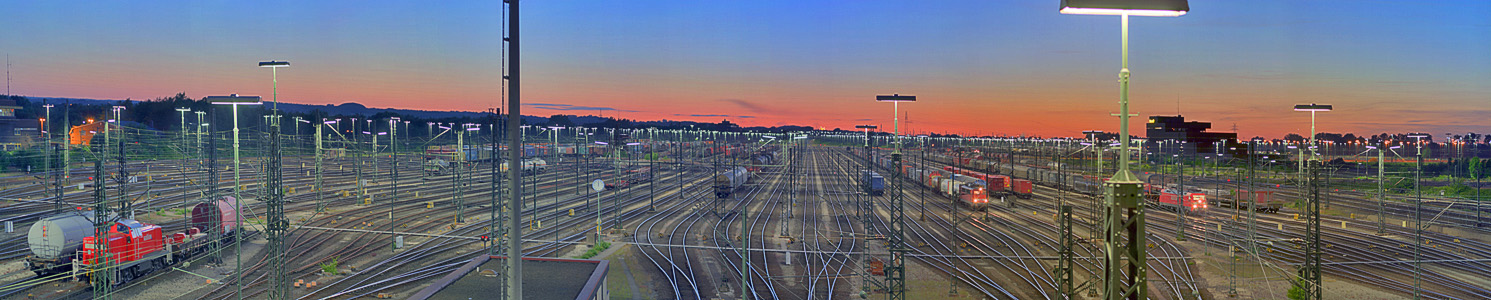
(258, 61), (289, 110)
(1364, 144), (1401, 235)
(106, 106), (126, 158)
(1060, 1), (1188, 299)
(1295, 103), (1332, 195)
(206, 94), (262, 300)
(874, 94), (914, 300)
(854, 124), (877, 225)
(1407, 133), (1430, 299)
(1289, 103), (1332, 300)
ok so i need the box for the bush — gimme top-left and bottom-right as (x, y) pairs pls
(320, 256), (339, 274)
(577, 241), (611, 259)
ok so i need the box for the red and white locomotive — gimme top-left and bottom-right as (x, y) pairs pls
(1146, 185), (1209, 211)
(27, 196), (239, 285)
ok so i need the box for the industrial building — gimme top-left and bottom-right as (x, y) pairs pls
(1144, 115), (1241, 157)
(0, 99), (39, 150)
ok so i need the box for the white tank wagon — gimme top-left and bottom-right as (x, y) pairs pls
(26, 211), (110, 277)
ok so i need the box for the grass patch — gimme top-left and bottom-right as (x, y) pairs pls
(577, 241), (611, 259)
(320, 256), (339, 274)
(604, 246), (638, 299)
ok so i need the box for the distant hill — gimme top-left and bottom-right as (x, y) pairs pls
(27, 96), (548, 123)
(21, 96), (785, 132)
(274, 102), (495, 119)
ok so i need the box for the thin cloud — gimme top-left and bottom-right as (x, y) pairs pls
(527, 102), (639, 112)
(718, 99), (787, 115)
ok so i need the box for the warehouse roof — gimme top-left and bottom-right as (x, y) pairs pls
(411, 255), (608, 300)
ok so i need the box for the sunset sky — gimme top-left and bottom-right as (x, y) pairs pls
(2, 1), (1487, 138)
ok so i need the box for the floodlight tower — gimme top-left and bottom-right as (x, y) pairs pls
(1060, 1), (1189, 299)
(41, 104), (57, 210)
(854, 124), (877, 225)
(106, 106), (125, 158)
(1407, 133), (1430, 299)
(1291, 103), (1331, 300)
(875, 94), (915, 300)
(1364, 144), (1400, 235)
(207, 94), (262, 300)
(256, 59), (292, 300)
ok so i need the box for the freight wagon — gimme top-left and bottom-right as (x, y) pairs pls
(27, 196), (240, 285)
(1217, 190), (1281, 213)
(861, 170), (886, 196)
(714, 167), (750, 198)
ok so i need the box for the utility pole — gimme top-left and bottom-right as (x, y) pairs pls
(206, 112), (221, 264)
(316, 120), (325, 212)
(504, 2), (524, 299)
(1370, 143), (1393, 235)
(920, 137), (926, 221)
(455, 125), (467, 224)
(353, 118), (362, 197)
(42, 103), (57, 211)
(62, 101), (70, 181)
(649, 129), (656, 212)
(390, 118), (400, 254)
(1177, 150), (1186, 241)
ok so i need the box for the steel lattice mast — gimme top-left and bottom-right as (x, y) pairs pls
(207, 114), (222, 264)
(260, 59), (291, 300)
(265, 109), (288, 299)
(877, 93), (914, 300)
(1059, 2), (1190, 298)
(90, 159), (114, 300)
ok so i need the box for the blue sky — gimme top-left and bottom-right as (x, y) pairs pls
(2, 0), (1487, 137)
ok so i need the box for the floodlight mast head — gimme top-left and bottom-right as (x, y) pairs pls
(1293, 103), (1333, 112)
(258, 61), (290, 68)
(875, 94), (916, 102)
(855, 125), (878, 147)
(207, 94), (264, 105)
(1060, 0), (1189, 16)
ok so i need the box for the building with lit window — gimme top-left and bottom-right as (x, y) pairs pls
(0, 99), (39, 150)
(1144, 115), (1239, 158)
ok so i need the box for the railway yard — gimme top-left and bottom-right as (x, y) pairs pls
(0, 128), (1486, 300)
